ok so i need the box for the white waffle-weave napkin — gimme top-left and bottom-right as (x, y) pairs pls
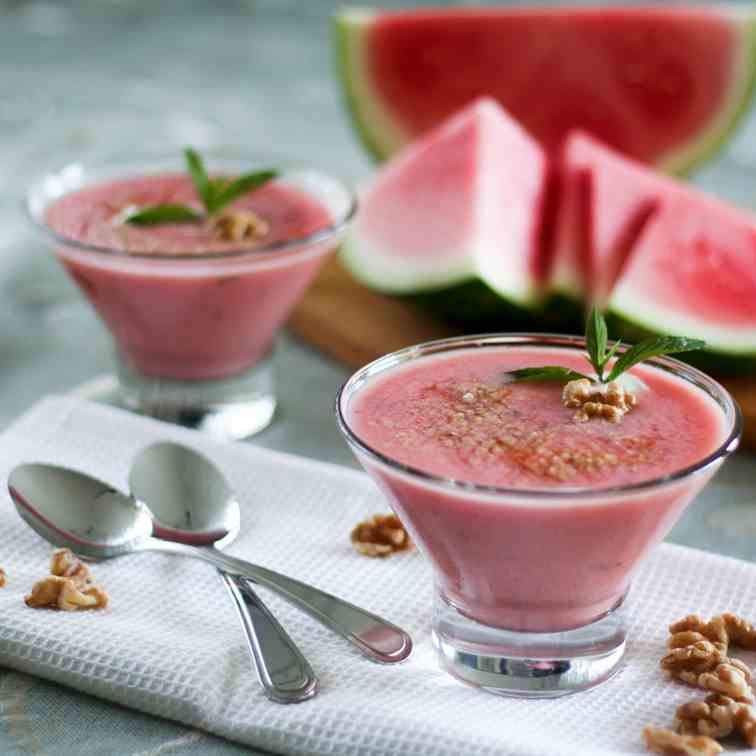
(0, 396), (753, 755)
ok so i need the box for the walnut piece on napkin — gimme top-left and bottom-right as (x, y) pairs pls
(351, 514), (412, 558)
(676, 693), (756, 746)
(643, 727), (721, 755)
(25, 548), (109, 611)
(0, 567), (6, 587)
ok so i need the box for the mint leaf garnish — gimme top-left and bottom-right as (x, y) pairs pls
(207, 170), (278, 214)
(585, 306), (608, 380)
(509, 367), (591, 383)
(606, 336), (705, 382)
(125, 148), (277, 227)
(123, 204), (202, 226)
(184, 147), (212, 209)
(509, 307), (706, 388)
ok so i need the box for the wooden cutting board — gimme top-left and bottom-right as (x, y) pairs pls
(289, 257), (756, 450)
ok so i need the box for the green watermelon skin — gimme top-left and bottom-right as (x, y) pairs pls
(335, 6), (756, 174)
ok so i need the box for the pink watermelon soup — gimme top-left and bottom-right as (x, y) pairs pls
(343, 345), (732, 631)
(45, 174), (334, 380)
(340, 6), (756, 172)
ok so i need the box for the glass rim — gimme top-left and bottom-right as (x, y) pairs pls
(24, 149), (358, 262)
(335, 333), (743, 501)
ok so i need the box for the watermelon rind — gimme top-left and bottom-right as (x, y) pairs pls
(334, 7), (756, 175)
(658, 8), (756, 175)
(333, 9), (401, 161)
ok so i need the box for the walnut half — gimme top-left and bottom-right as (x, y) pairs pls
(25, 548), (109, 611)
(562, 378), (637, 424)
(0, 567), (6, 587)
(209, 209), (270, 243)
(351, 514), (412, 558)
(676, 693), (756, 746)
(643, 727), (721, 756)
(25, 576), (108, 611)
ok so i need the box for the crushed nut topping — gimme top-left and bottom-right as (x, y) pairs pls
(209, 209), (270, 242)
(562, 378), (637, 424)
(643, 727), (722, 755)
(351, 514), (412, 558)
(25, 548), (109, 611)
(676, 694), (756, 746)
(0, 567), (5, 587)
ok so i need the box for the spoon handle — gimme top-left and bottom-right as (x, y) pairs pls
(221, 572), (318, 704)
(151, 539), (412, 664)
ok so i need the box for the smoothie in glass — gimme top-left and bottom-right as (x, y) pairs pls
(337, 335), (741, 696)
(29, 153), (355, 438)
(46, 174), (333, 380)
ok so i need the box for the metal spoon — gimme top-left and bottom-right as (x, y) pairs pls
(8, 463), (413, 664)
(129, 442), (317, 704)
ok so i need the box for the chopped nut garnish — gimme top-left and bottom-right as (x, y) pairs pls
(351, 514), (412, 558)
(562, 378), (637, 424)
(644, 727), (722, 755)
(25, 548), (109, 611)
(209, 209), (269, 242)
(676, 693), (756, 746)
(0, 567), (6, 587)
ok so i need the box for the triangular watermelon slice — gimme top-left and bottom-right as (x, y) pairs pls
(340, 98), (549, 307)
(551, 132), (663, 304)
(609, 189), (756, 355)
(335, 6), (756, 174)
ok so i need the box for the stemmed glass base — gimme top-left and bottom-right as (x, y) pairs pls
(115, 349), (276, 441)
(432, 592), (627, 698)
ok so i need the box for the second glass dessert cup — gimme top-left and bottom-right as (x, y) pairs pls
(336, 334), (743, 698)
(27, 151), (356, 440)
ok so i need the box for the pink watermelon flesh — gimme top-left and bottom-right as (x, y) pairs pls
(343, 97), (549, 302)
(366, 7), (744, 167)
(552, 132), (664, 303)
(611, 190), (756, 344)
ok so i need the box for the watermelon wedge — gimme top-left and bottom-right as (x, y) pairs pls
(551, 132), (663, 304)
(609, 189), (756, 356)
(335, 6), (756, 174)
(340, 98), (549, 307)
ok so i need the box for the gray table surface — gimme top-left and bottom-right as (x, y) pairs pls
(0, 1), (755, 753)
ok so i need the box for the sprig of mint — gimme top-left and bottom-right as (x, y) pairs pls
(510, 307), (705, 385)
(124, 148), (277, 226)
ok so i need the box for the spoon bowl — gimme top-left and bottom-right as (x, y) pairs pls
(129, 442), (238, 549)
(8, 463), (153, 558)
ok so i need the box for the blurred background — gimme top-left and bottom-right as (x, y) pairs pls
(1, 0), (756, 431)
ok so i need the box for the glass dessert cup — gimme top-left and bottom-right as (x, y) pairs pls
(336, 334), (743, 698)
(27, 151), (356, 440)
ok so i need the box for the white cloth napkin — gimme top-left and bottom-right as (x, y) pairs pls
(0, 396), (754, 755)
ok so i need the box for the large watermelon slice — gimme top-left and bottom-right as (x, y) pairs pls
(335, 6), (756, 173)
(608, 189), (756, 356)
(551, 132), (662, 304)
(340, 98), (549, 307)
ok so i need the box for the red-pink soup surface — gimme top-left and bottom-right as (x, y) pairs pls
(347, 347), (729, 632)
(46, 174), (334, 380)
